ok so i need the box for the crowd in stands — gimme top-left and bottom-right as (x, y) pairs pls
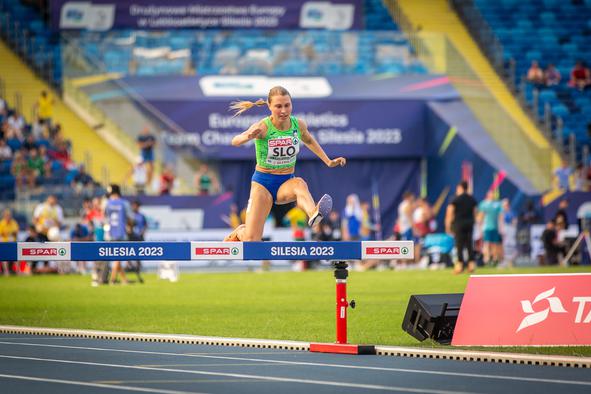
(527, 59), (591, 91)
(465, 0), (591, 163)
(0, 92), (99, 200)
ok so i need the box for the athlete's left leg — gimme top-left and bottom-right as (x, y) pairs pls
(276, 177), (332, 226)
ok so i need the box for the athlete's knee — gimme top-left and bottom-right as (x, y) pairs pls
(241, 226), (263, 242)
(292, 177), (309, 193)
(242, 233), (262, 241)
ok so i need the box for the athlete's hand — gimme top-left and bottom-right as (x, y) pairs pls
(247, 127), (264, 140)
(328, 157), (346, 167)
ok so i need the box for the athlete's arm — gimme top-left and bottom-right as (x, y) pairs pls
(298, 118), (346, 167)
(231, 120), (267, 146)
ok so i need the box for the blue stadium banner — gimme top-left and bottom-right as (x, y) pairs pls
(50, 0), (364, 31)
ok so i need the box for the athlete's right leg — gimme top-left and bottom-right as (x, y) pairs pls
(224, 182), (273, 241)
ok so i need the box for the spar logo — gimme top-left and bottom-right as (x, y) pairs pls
(22, 247), (67, 256)
(195, 247), (236, 256)
(517, 287), (567, 332)
(269, 138), (293, 147)
(366, 247), (407, 255)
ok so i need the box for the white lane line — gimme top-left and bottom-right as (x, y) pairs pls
(0, 341), (589, 387)
(0, 354), (474, 394)
(0, 373), (200, 394)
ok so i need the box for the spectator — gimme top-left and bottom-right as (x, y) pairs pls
(85, 196), (105, 226)
(516, 199), (542, 259)
(526, 60), (545, 86)
(7, 110), (25, 134)
(0, 208), (19, 276)
(129, 200), (147, 242)
(159, 164), (175, 195)
(194, 163), (220, 195)
(27, 147), (48, 187)
(33, 194), (64, 237)
(35, 90), (55, 125)
(136, 126), (156, 185)
(127, 200), (147, 284)
(326, 210), (342, 241)
(0, 139), (12, 161)
(541, 219), (564, 265)
(129, 157), (148, 195)
(285, 206), (307, 241)
(554, 199), (569, 231)
(569, 61), (591, 90)
(413, 197), (434, 260)
(5, 127), (22, 152)
(70, 221), (93, 274)
(104, 184), (132, 285)
(553, 159), (572, 191)
(22, 134), (39, 153)
(30, 115), (44, 140)
(573, 163), (586, 191)
(71, 164), (95, 194)
(478, 190), (503, 266)
(360, 201), (377, 241)
(500, 199), (517, 267)
(24, 225), (49, 273)
(11, 150), (30, 191)
(36, 124), (52, 149)
(397, 191), (415, 241)
(544, 63), (561, 86)
(80, 198), (92, 219)
(445, 181), (478, 274)
(341, 193), (362, 241)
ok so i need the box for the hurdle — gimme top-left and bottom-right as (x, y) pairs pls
(0, 240), (414, 355)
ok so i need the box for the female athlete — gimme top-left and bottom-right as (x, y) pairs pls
(224, 86), (346, 241)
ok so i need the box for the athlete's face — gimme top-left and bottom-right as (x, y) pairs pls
(268, 94), (292, 122)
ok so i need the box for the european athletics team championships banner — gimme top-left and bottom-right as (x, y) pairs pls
(50, 0), (364, 31)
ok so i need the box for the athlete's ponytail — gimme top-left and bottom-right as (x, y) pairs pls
(229, 99), (267, 117)
(229, 86), (292, 117)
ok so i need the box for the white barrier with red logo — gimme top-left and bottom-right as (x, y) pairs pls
(452, 273), (591, 346)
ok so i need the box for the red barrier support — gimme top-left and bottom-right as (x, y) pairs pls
(309, 261), (375, 355)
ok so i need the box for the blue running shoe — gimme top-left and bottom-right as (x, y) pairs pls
(308, 194), (332, 227)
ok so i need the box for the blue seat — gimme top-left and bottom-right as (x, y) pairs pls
(539, 89), (557, 103)
(552, 104), (569, 118)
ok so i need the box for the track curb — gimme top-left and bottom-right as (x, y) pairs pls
(1, 325), (589, 368)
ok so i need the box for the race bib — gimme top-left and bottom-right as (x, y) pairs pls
(266, 136), (300, 166)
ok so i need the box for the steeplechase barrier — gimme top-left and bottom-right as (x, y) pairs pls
(0, 240), (414, 355)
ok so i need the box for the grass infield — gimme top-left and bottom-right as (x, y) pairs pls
(1, 265), (590, 357)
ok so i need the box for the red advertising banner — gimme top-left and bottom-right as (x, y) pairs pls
(452, 273), (591, 346)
